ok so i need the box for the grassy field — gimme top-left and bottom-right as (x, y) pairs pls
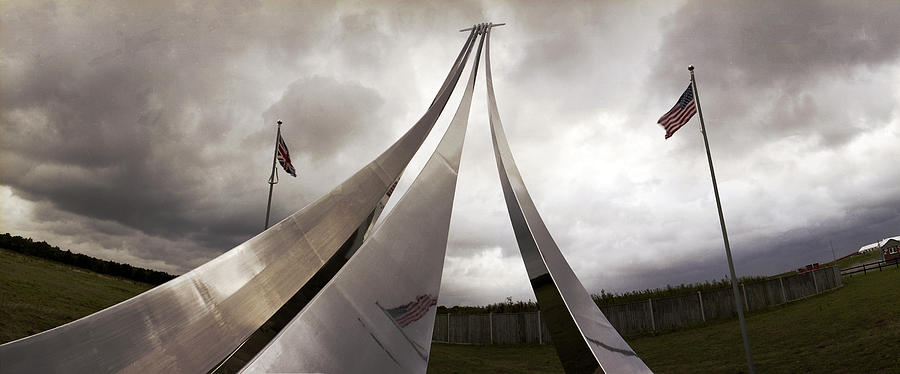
(769, 250), (882, 278)
(430, 266), (900, 373)
(0, 248), (153, 343)
(834, 249), (885, 269)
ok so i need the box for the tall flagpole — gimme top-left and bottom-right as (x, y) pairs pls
(264, 120), (282, 230)
(830, 240), (837, 264)
(689, 65), (756, 374)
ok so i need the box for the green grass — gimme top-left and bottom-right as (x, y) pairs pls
(0, 248), (153, 343)
(428, 344), (564, 373)
(769, 250), (882, 278)
(429, 266), (900, 373)
(833, 249), (884, 269)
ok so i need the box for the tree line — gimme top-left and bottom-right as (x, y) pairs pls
(437, 297), (540, 314)
(0, 233), (176, 285)
(590, 275), (767, 306)
(436, 276), (769, 315)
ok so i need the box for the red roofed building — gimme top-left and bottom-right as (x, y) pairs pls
(883, 239), (900, 262)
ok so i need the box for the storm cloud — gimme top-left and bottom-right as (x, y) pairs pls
(2, 0), (898, 306)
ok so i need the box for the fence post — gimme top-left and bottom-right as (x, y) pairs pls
(447, 313), (450, 343)
(489, 312), (493, 345)
(648, 298), (655, 331)
(811, 270), (819, 294)
(698, 291), (706, 322)
(742, 283), (749, 312)
(468, 315), (472, 343)
(826, 266), (834, 289)
(537, 311), (542, 344)
(779, 276), (787, 303)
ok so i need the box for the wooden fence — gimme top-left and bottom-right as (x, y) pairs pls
(840, 258), (900, 276)
(432, 266), (842, 344)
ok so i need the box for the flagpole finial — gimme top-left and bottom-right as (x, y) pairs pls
(688, 65), (694, 71)
(277, 120), (283, 125)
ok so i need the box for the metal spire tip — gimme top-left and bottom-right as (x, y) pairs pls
(459, 22), (506, 32)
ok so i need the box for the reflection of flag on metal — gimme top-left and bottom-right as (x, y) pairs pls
(657, 83), (697, 139)
(385, 294), (437, 327)
(386, 179), (399, 197)
(276, 132), (297, 177)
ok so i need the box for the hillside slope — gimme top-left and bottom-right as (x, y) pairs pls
(0, 248), (152, 343)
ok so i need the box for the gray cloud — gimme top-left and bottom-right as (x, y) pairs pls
(656, 1), (900, 88)
(262, 76), (386, 163)
(650, 0), (900, 149)
(0, 0), (354, 263)
(2, 0), (899, 305)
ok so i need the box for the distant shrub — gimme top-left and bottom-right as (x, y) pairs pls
(591, 276), (766, 307)
(436, 276), (771, 315)
(438, 296), (540, 314)
(0, 233), (176, 285)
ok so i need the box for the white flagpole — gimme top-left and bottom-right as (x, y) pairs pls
(264, 120), (282, 230)
(689, 65), (756, 374)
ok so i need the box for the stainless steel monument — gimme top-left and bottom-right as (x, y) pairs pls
(0, 23), (651, 374)
(239, 23), (489, 374)
(483, 26), (652, 373)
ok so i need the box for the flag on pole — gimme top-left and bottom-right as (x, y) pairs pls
(657, 83), (697, 139)
(276, 132), (297, 177)
(384, 294), (437, 327)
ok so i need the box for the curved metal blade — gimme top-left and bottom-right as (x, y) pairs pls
(240, 24), (488, 374)
(483, 26), (652, 374)
(208, 27), (481, 374)
(0, 29), (479, 374)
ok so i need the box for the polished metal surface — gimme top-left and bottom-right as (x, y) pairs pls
(0, 30), (479, 374)
(240, 24), (488, 374)
(483, 26), (652, 374)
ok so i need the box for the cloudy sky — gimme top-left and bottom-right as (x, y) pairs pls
(2, 0), (899, 306)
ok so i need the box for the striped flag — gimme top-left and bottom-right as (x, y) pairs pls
(276, 132), (297, 177)
(657, 83), (697, 139)
(385, 294), (437, 328)
(386, 179), (399, 197)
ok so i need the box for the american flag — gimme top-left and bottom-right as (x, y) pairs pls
(276, 132), (297, 177)
(657, 83), (697, 139)
(385, 294), (437, 328)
